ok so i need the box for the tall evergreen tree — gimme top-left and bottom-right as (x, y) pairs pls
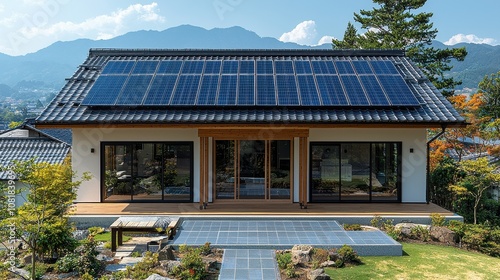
(332, 22), (359, 49)
(333, 0), (467, 97)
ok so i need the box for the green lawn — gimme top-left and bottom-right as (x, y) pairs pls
(328, 243), (500, 280)
(93, 231), (132, 245)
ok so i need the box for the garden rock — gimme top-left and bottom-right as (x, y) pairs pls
(308, 268), (331, 280)
(158, 245), (176, 261)
(9, 267), (29, 279)
(97, 253), (115, 263)
(145, 274), (172, 280)
(395, 223), (429, 238)
(160, 260), (181, 274)
(73, 229), (89, 241)
(430, 226), (456, 244)
(292, 245), (313, 266)
(320, 260), (336, 268)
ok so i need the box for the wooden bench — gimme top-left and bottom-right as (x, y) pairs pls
(110, 218), (160, 252)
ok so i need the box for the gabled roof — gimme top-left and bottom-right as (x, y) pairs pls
(0, 123), (71, 180)
(36, 49), (466, 127)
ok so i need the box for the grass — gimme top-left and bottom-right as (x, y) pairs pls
(327, 243), (500, 280)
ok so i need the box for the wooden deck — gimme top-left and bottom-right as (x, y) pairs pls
(72, 201), (454, 216)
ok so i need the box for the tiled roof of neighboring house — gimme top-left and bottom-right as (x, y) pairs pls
(36, 49), (466, 127)
(0, 138), (70, 180)
(0, 122), (71, 180)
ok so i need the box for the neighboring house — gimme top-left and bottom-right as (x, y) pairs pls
(35, 49), (466, 209)
(0, 122), (71, 207)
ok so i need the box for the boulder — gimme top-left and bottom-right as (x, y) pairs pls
(395, 223), (430, 238)
(320, 260), (336, 268)
(160, 260), (181, 274)
(430, 226), (457, 245)
(308, 268), (331, 280)
(158, 245), (176, 261)
(291, 245), (313, 266)
(145, 274), (172, 280)
(97, 253), (115, 264)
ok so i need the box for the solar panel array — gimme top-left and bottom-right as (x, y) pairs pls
(82, 57), (420, 107)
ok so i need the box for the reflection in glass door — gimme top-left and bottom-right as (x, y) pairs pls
(311, 144), (341, 201)
(214, 140), (291, 200)
(239, 140), (265, 199)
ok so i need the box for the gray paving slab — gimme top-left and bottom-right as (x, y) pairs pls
(219, 249), (279, 280)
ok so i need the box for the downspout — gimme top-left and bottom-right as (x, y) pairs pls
(426, 124), (447, 204)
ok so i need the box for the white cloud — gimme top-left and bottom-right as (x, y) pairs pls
(0, 2), (166, 55)
(444, 33), (498, 46)
(316, 35), (335, 46)
(279, 20), (317, 46)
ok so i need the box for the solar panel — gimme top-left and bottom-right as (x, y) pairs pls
(82, 75), (128, 105)
(335, 61), (355, 74)
(170, 75), (201, 105)
(239, 61), (255, 74)
(256, 75), (276, 105)
(275, 60), (294, 75)
(143, 75), (178, 105)
(181, 61), (204, 74)
(315, 75), (348, 105)
(297, 75), (320, 105)
(222, 60), (239, 74)
(294, 60), (312, 74)
(217, 75), (237, 105)
(256, 60), (273, 75)
(204, 61), (222, 74)
(377, 75), (419, 105)
(237, 75), (255, 105)
(359, 75), (390, 105)
(197, 75), (219, 105)
(101, 61), (135, 75)
(157, 61), (183, 74)
(276, 75), (299, 105)
(132, 61), (159, 74)
(312, 60), (336, 74)
(352, 61), (373, 74)
(115, 75), (153, 105)
(370, 60), (399, 75)
(340, 75), (369, 105)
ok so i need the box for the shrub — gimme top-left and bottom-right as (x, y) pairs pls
(311, 248), (329, 264)
(448, 221), (500, 257)
(25, 263), (50, 280)
(276, 252), (292, 269)
(371, 215), (383, 228)
(409, 225), (430, 241)
(173, 246), (207, 280)
(430, 213), (446, 227)
(343, 224), (362, 231)
(130, 251), (142, 257)
(88, 226), (105, 236)
(337, 245), (362, 267)
(55, 253), (79, 273)
(285, 263), (298, 278)
(200, 242), (211, 255)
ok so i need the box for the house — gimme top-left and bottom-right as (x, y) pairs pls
(35, 49), (466, 209)
(0, 121), (71, 207)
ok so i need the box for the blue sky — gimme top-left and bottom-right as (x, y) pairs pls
(1, 0), (498, 56)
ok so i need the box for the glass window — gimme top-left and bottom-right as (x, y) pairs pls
(103, 142), (193, 202)
(310, 142), (401, 202)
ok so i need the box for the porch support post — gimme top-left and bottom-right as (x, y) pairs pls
(299, 137), (308, 208)
(199, 137), (209, 209)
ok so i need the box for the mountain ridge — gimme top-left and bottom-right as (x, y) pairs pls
(0, 24), (499, 93)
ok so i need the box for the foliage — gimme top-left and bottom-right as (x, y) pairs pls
(173, 245), (208, 280)
(479, 71), (500, 122)
(285, 263), (298, 278)
(450, 157), (500, 224)
(88, 226), (105, 236)
(336, 245), (362, 268)
(429, 156), (459, 210)
(311, 248), (329, 268)
(409, 225), (430, 241)
(200, 242), (211, 255)
(343, 224), (362, 231)
(448, 221), (500, 257)
(333, 0), (467, 97)
(8, 121), (23, 129)
(55, 236), (105, 277)
(0, 159), (90, 280)
(430, 213), (446, 227)
(370, 216), (401, 240)
(326, 242), (500, 279)
(130, 251), (142, 257)
(128, 251), (159, 280)
(276, 252), (292, 269)
(25, 262), (50, 280)
(370, 215), (383, 228)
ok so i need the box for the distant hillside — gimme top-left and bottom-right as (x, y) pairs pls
(0, 25), (498, 92)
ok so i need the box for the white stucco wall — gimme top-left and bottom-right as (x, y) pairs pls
(309, 128), (427, 203)
(72, 127), (199, 202)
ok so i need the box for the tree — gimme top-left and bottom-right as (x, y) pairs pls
(333, 0), (467, 97)
(332, 22), (360, 49)
(8, 121), (22, 129)
(0, 159), (90, 280)
(450, 157), (500, 224)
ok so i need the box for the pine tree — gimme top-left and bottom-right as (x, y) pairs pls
(333, 0), (467, 97)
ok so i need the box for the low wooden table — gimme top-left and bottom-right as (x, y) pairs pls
(110, 217), (160, 252)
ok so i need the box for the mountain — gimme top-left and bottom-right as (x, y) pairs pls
(0, 25), (499, 92)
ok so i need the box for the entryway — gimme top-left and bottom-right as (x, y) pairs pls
(214, 140), (292, 200)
